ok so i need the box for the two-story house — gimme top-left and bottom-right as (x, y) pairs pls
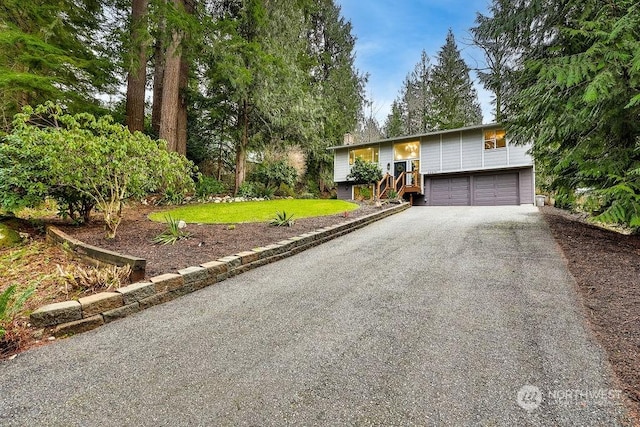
(329, 123), (534, 206)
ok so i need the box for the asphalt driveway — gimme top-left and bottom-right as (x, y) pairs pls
(0, 206), (630, 426)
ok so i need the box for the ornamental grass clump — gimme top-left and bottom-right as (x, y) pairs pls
(153, 215), (192, 245)
(270, 211), (295, 227)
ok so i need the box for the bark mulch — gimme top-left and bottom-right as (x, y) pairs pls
(540, 206), (640, 422)
(60, 202), (386, 278)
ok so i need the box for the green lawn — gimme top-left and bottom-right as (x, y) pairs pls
(148, 199), (359, 224)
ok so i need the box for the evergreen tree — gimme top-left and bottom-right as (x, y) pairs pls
(0, 0), (116, 132)
(470, 0), (514, 122)
(198, 0), (363, 193)
(404, 50), (434, 133)
(384, 50), (435, 137)
(124, 0), (150, 133)
(383, 100), (404, 138)
(429, 29), (482, 130)
(480, 0), (640, 226)
(304, 0), (366, 192)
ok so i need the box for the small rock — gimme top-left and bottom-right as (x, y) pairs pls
(177, 220), (187, 229)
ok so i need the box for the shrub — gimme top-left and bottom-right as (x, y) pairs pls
(254, 183), (276, 199)
(195, 176), (227, 200)
(249, 160), (298, 189)
(0, 103), (196, 238)
(386, 189), (399, 200)
(50, 186), (95, 224)
(157, 188), (186, 205)
(237, 182), (256, 198)
(357, 186), (372, 200)
(347, 158), (383, 185)
(275, 183), (296, 198)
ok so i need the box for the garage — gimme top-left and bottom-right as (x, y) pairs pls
(430, 177), (471, 206)
(473, 173), (519, 205)
(427, 171), (524, 206)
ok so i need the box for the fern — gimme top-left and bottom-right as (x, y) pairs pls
(0, 284), (36, 339)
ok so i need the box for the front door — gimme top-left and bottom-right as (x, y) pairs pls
(394, 161), (406, 191)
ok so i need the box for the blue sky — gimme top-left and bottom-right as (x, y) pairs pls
(335, 0), (493, 125)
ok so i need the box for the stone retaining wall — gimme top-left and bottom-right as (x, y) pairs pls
(46, 226), (146, 281)
(31, 203), (409, 336)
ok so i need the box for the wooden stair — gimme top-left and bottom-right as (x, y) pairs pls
(376, 171), (421, 204)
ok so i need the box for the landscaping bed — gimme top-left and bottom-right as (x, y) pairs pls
(0, 201), (396, 359)
(540, 206), (640, 421)
(59, 201), (382, 278)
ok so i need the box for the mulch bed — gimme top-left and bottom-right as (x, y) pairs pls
(60, 201), (387, 278)
(540, 206), (640, 421)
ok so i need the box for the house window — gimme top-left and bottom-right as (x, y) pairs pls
(349, 147), (379, 165)
(353, 184), (375, 200)
(394, 141), (419, 160)
(484, 129), (506, 149)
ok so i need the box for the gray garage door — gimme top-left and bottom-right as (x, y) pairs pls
(473, 173), (519, 205)
(430, 177), (470, 206)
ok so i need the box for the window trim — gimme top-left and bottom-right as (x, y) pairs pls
(484, 129), (507, 150)
(348, 146), (379, 165)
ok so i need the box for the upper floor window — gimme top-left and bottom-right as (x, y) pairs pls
(394, 141), (420, 160)
(349, 147), (379, 165)
(484, 129), (506, 150)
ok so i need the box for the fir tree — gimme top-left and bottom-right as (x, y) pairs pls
(0, 0), (116, 132)
(479, 0), (640, 226)
(429, 29), (482, 130)
(383, 100), (404, 138)
(404, 50), (434, 133)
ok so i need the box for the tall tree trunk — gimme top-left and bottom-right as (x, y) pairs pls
(175, 0), (194, 156)
(151, 9), (165, 137)
(235, 99), (249, 194)
(176, 50), (189, 155)
(159, 16), (182, 151)
(217, 122), (224, 181)
(125, 0), (149, 133)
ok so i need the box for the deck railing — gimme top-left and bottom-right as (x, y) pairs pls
(376, 170), (420, 200)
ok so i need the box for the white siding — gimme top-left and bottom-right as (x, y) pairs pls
(421, 136), (440, 173)
(483, 148), (508, 168)
(441, 134), (461, 171)
(379, 143), (394, 175)
(509, 142), (532, 166)
(333, 149), (350, 182)
(421, 128), (535, 175)
(462, 130), (482, 170)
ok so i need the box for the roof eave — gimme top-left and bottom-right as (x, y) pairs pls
(327, 122), (501, 150)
